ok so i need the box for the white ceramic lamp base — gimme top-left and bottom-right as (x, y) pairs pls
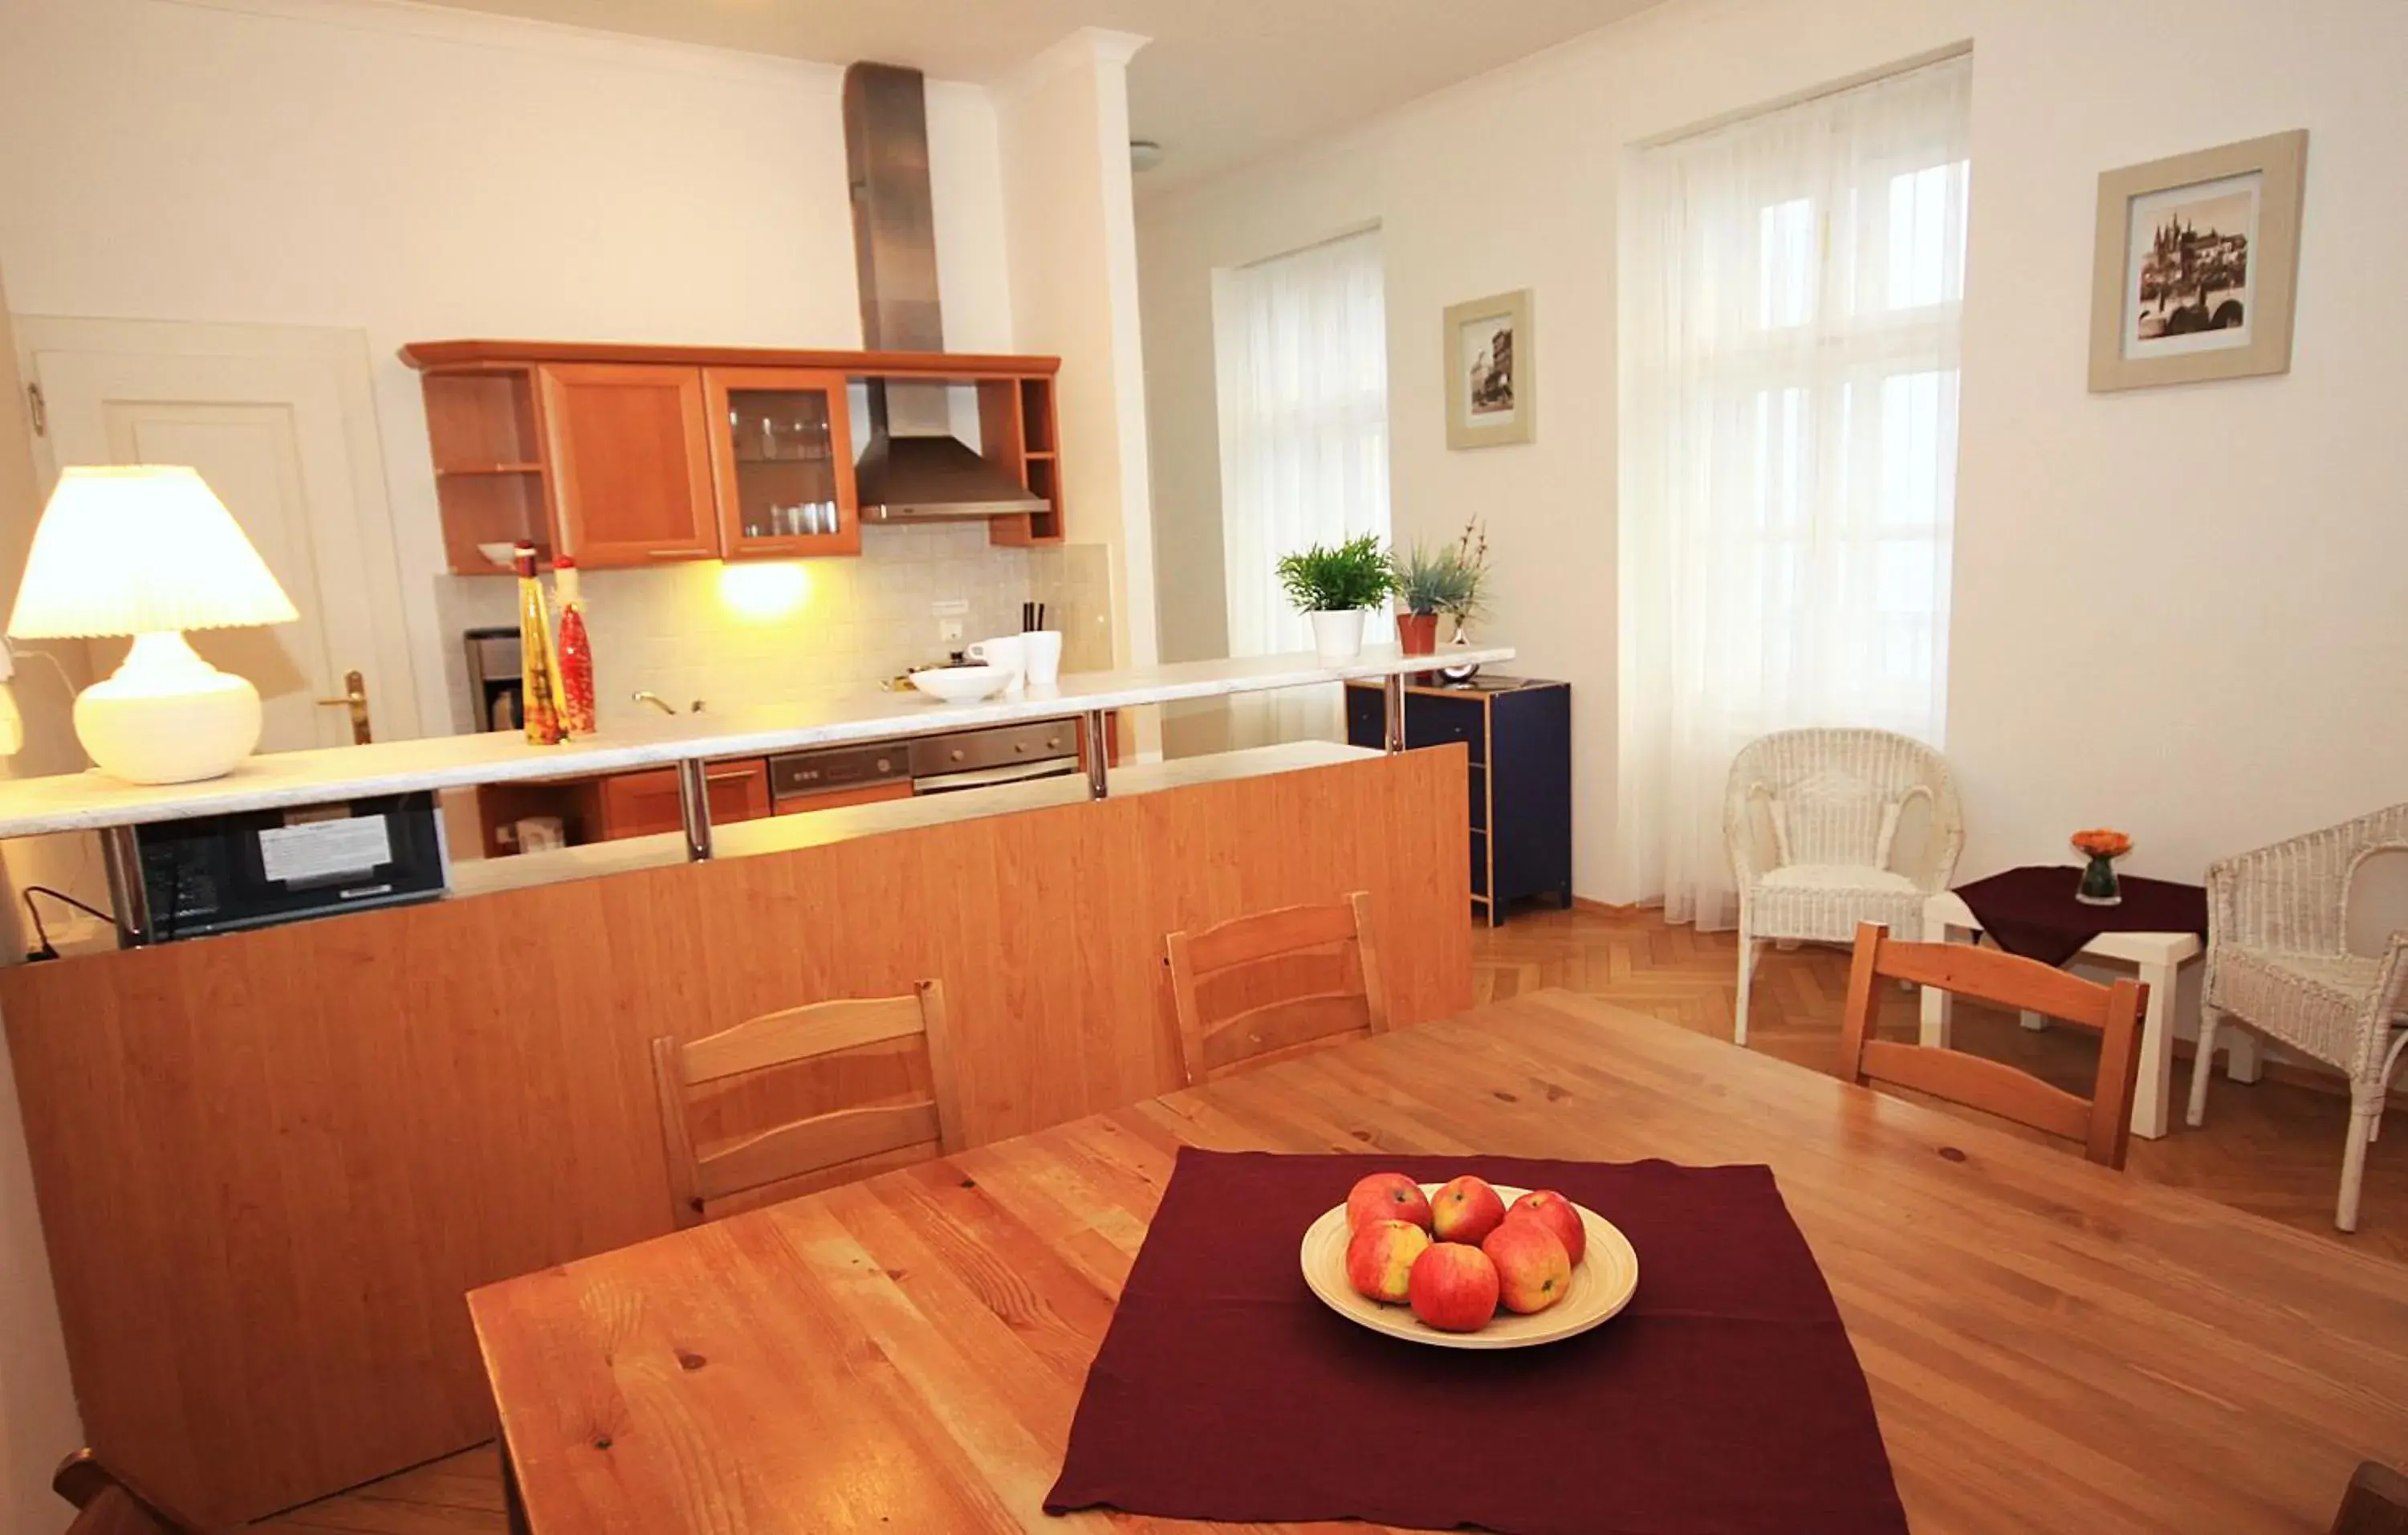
(74, 631), (263, 784)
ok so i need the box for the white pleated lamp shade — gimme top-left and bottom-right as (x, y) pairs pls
(6, 466), (299, 639)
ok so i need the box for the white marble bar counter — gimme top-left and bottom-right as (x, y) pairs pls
(0, 645), (1512, 839)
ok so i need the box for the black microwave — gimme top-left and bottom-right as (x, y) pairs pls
(134, 792), (448, 942)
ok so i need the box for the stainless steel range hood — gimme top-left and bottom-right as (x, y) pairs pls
(844, 62), (1048, 522)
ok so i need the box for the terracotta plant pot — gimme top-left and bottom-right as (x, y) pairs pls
(1397, 612), (1440, 656)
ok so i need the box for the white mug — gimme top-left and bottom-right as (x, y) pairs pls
(965, 634), (1027, 691)
(1022, 629), (1064, 687)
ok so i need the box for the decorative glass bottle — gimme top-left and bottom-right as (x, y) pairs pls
(553, 557), (596, 737)
(514, 543), (567, 745)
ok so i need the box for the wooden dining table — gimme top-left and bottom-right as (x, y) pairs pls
(466, 990), (2408, 1533)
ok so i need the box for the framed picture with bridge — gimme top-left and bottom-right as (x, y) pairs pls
(2089, 129), (2307, 392)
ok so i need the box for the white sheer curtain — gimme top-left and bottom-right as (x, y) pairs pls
(1617, 56), (1971, 927)
(1213, 227), (1390, 745)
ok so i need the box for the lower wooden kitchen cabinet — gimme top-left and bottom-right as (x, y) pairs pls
(473, 758), (770, 855)
(599, 759), (771, 838)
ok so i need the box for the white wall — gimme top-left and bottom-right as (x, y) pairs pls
(0, 0), (1019, 740)
(1947, 0), (2408, 883)
(0, 274), (82, 1535)
(1141, 0), (2408, 901)
(1137, 0), (1973, 891)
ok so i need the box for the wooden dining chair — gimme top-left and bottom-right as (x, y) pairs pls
(1165, 891), (1388, 1086)
(53, 1450), (210, 1535)
(651, 980), (964, 1228)
(1839, 921), (2149, 1170)
(2332, 1461), (2408, 1535)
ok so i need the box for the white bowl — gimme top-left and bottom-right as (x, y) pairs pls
(1299, 1182), (1639, 1350)
(909, 665), (1011, 704)
(478, 541), (519, 570)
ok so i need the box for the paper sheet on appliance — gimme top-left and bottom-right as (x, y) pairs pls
(258, 816), (393, 884)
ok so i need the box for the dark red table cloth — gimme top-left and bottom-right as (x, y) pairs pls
(1955, 864), (2209, 967)
(1045, 1149), (1905, 1535)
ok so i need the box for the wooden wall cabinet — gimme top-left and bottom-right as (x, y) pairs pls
(405, 341), (1066, 574)
(703, 367), (859, 560)
(539, 363), (719, 568)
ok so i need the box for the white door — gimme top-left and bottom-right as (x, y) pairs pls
(18, 319), (421, 751)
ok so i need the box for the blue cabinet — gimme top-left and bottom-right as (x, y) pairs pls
(1345, 676), (1572, 926)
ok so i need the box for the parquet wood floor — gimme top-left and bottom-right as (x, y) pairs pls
(251, 903), (2405, 1533)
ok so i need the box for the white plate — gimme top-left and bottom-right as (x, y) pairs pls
(909, 665), (1011, 703)
(1299, 1182), (1639, 1350)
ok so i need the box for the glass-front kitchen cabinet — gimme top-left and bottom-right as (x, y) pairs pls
(402, 342), (1064, 574)
(702, 367), (860, 560)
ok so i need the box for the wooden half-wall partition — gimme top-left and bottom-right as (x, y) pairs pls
(0, 747), (1470, 1523)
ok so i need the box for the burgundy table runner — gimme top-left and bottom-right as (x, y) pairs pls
(1955, 864), (2209, 967)
(1044, 1149), (1905, 1535)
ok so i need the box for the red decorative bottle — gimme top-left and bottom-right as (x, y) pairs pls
(553, 557), (596, 737)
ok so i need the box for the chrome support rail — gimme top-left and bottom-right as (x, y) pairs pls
(1384, 672), (1406, 754)
(1084, 710), (1110, 800)
(676, 758), (714, 861)
(100, 825), (152, 948)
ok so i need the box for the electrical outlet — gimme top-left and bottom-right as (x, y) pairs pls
(932, 597), (970, 648)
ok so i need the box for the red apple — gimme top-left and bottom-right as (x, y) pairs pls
(1344, 1219), (1430, 1305)
(1430, 1175), (1507, 1245)
(1345, 1171), (1433, 1232)
(1407, 1241), (1499, 1332)
(1507, 1189), (1586, 1267)
(1483, 1217), (1572, 1315)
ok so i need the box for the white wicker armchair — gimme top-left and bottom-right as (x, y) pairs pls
(2185, 804), (2408, 1232)
(1724, 729), (1963, 1044)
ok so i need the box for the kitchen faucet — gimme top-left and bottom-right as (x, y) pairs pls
(632, 691), (706, 716)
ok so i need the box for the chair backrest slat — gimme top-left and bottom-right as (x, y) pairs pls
(1168, 892), (1386, 1086)
(694, 1101), (942, 1203)
(1857, 1039), (2094, 1142)
(1200, 990), (1373, 1076)
(1182, 900), (1361, 975)
(682, 996), (930, 1085)
(1839, 922), (2147, 1169)
(653, 979), (961, 1227)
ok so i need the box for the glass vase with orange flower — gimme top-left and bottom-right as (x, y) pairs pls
(2072, 829), (2133, 906)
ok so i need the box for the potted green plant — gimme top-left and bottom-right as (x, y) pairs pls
(1388, 540), (1482, 656)
(1275, 534), (1391, 662)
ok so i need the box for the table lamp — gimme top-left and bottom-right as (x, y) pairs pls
(6, 466), (298, 784)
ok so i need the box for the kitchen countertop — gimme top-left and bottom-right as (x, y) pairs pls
(0, 645), (1511, 839)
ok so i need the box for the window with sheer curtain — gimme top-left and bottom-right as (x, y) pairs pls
(1212, 227), (1389, 744)
(1616, 56), (1971, 926)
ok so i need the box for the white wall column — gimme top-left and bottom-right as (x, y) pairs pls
(995, 29), (1162, 748)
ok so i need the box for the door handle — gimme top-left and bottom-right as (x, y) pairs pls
(315, 669), (372, 745)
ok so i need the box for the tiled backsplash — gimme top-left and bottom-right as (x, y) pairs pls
(1029, 543), (1115, 676)
(434, 526), (1110, 735)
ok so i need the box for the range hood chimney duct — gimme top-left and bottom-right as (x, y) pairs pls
(843, 61), (1047, 521)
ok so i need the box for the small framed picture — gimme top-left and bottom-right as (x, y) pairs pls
(2088, 130), (2308, 392)
(1444, 289), (1535, 448)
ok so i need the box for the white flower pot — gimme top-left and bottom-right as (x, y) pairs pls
(1307, 609), (1367, 662)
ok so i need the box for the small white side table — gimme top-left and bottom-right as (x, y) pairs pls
(1918, 891), (2253, 1140)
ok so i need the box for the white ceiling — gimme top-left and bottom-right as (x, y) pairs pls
(406, 0), (1657, 193)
